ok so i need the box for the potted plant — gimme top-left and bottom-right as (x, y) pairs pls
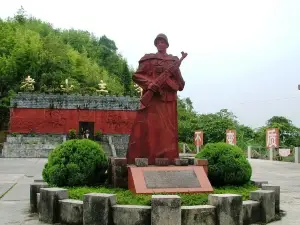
(95, 130), (102, 141)
(68, 129), (77, 140)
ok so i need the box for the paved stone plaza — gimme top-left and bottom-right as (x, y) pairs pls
(0, 158), (299, 224)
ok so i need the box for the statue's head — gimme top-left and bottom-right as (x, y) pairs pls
(154, 33), (169, 52)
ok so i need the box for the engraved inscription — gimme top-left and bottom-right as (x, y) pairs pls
(106, 112), (133, 130)
(10, 93), (140, 110)
(144, 170), (201, 189)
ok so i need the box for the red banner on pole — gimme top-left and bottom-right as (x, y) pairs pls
(194, 130), (203, 147)
(266, 128), (279, 149)
(226, 129), (236, 145)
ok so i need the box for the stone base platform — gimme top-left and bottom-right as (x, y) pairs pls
(108, 157), (213, 194)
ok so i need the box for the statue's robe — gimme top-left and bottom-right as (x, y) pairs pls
(126, 53), (185, 164)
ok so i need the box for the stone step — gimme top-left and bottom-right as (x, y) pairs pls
(2, 147), (54, 158)
(3, 143), (59, 149)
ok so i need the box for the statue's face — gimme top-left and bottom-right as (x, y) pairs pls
(156, 38), (168, 52)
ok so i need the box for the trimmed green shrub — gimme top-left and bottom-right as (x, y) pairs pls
(196, 142), (252, 186)
(42, 139), (108, 187)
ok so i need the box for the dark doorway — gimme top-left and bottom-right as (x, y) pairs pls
(79, 122), (94, 140)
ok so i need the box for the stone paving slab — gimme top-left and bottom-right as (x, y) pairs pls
(0, 183), (15, 198)
(0, 174), (24, 183)
(1, 183), (30, 201)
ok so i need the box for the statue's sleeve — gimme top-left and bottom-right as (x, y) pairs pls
(132, 60), (152, 90)
(162, 56), (185, 91)
(163, 68), (185, 91)
(176, 69), (185, 91)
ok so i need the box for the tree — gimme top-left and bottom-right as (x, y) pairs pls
(236, 124), (257, 150)
(14, 6), (27, 24)
(185, 97), (193, 111)
(99, 35), (117, 52)
(120, 60), (132, 95)
(197, 110), (237, 144)
(177, 97), (199, 143)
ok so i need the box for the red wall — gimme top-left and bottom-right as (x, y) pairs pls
(9, 108), (137, 134)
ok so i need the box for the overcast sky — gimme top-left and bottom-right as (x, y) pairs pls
(1, 0), (300, 128)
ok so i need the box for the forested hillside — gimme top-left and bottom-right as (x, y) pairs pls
(0, 7), (134, 104)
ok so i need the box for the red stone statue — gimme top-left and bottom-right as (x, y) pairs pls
(126, 33), (187, 165)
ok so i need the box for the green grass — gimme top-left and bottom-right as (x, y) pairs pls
(67, 183), (258, 206)
(281, 155), (295, 162)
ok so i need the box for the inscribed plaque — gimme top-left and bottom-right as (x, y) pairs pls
(144, 170), (201, 189)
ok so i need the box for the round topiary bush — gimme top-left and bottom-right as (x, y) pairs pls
(195, 142), (252, 186)
(42, 139), (108, 187)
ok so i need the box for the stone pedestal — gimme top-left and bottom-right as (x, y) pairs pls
(36, 193), (40, 213)
(135, 158), (148, 167)
(174, 158), (189, 166)
(155, 158), (169, 166)
(33, 178), (44, 182)
(39, 188), (68, 223)
(181, 205), (216, 225)
(59, 199), (83, 225)
(151, 195), (181, 225)
(262, 184), (280, 213)
(83, 193), (116, 225)
(250, 190), (275, 223)
(187, 157), (195, 165)
(242, 200), (260, 225)
(208, 194), (243, 225)
(112, 205), (151, 225)
(30, 182), (49, 213)
(108, 157), (128, 188)
(251, 180), (268, 188)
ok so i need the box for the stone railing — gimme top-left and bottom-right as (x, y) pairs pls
(11, 92), (140, 110)
(247, 146), (300, 163)
(30, 180), (280, 225)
